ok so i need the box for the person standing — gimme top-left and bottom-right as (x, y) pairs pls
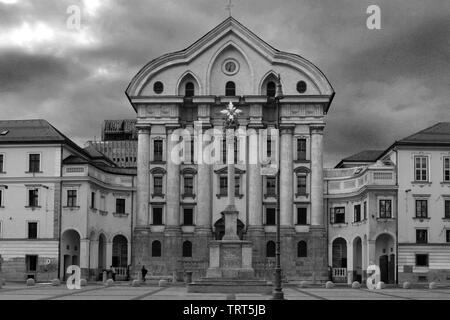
(141, 265), (148, 282)
(110, 265), (116, 281)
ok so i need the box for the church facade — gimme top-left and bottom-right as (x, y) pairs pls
(126, 17), (334, 281)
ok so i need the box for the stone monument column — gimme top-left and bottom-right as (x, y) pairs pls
(223, 127), (239, 241)
(136, 124), (151, 226)
(279, 126), (294, 227)
(310, 124), (325, 226)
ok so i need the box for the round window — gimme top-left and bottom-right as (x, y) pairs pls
(222, 59), (240, 76)
(153, 81), (164, 94)
(296, 81), (307, 93)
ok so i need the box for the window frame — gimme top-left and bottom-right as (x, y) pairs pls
(296, 174), (307, 196)
(27, 188), (39, 208)
(90, 191), (96, 209)
(296, 138), (307, 161)
(225, 81), (236, 96)
(185, 82), (195, 97)
(152, 206), (164, 225)
(66, 189), (78, 207)
(297, 241), (307, 257)
(444, 156), (450, 182)
(266, 241), (276, 258)
(28, 153), (41, 173)
(265, 207), (276, 226)
(354, 204), (361, 222)
(379, 199), (392, 218)
(445, 199), (450, 219)
(153, 139), (164, 162)
(152, 175), (164, 196)
(115, 198), (126, 214)
(296, 207), (308, 225)
(415, 199), (428, 218)
(0, 153), (4, 172)
(27, 221), (38, 239)
(182, 207), (194, 226)
(415, 254), (429, 267)
(416, 229), (428, 244)
(414, 156), (428, 182)
(265, 176), (276, 197)
(151, 240), (162, 257)
(182, 240), (193, 258)
(331, 207), (345, 224)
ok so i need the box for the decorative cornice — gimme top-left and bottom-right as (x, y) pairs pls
(214, 167), (246, 174)
(150, 167), (166, 174)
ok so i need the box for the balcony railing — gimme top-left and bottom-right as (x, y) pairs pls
(325, 168), (396, 195)
(332, 268), (347, 282)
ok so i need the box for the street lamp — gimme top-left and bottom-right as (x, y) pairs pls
(272, 74), (285, 300)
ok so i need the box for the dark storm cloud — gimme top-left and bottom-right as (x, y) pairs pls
(0, 50), (71, 92)
(0, 0), (448, 167)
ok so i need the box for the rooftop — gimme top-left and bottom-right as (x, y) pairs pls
(397, 122), (450, 144)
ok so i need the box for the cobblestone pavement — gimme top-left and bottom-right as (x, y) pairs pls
(1, 283), (450, 300)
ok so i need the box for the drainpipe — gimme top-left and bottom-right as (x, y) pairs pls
(130, 175), (134, 273)
(395, 149), (400, 285)
(57, 145), (63, 280)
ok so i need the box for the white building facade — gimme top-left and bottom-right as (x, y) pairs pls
(380, 123), (450, 283)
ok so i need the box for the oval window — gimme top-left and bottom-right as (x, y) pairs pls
(153, 81), (164, 94)
(296, 81), (307, 93)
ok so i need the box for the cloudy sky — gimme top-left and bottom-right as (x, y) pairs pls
(0, 0), (448, 167)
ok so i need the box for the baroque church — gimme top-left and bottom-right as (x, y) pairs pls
(126, 17), (334, 281)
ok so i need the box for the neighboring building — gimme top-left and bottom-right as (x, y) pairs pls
(0, 120), (135, 282)
(0, 120), (88, 281)
(87, 120), (137, 168)
(324, 163), (397, 284)
(126, 17), (335, 281)
(334, 150), (385, 168)
(60, 146), (135, 280)
(379, 122), (450, 283)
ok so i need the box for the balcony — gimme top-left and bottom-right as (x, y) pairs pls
(324, 165), (396, 195)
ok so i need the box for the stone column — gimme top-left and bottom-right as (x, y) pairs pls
(106, 241), (113, 268)
(127, 241), (132, 265)
(280, 126), (294, 227)
(362, 237), (368, 282)
(196, 129), (212, 232)
(310, 124), (325, 226)
(165, 126), (181, 229)
(368, 240), (376, 267)
(347, 242), (354, 284)
(165, 126), (181, 274)
(89, 240), (99, 279)
(136, 124), (151, 226)
(223, 128), (239, 241)
(80, 239), (90, 278)
(247, 127), (263, 229)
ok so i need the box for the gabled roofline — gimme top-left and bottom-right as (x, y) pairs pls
(125, 17), (334, 110)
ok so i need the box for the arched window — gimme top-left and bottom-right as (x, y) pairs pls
(297, 241), (307, 257)
(185, 82), (195, 97)
(225, 81), (236, 96)
(182, 241), (192, 257)
(266, 241), (276, 257)
(152, 240), (161, 257)
(266, 81), (276, 97)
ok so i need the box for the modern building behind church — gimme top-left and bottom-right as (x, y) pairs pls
(0, 17), (449, 285)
